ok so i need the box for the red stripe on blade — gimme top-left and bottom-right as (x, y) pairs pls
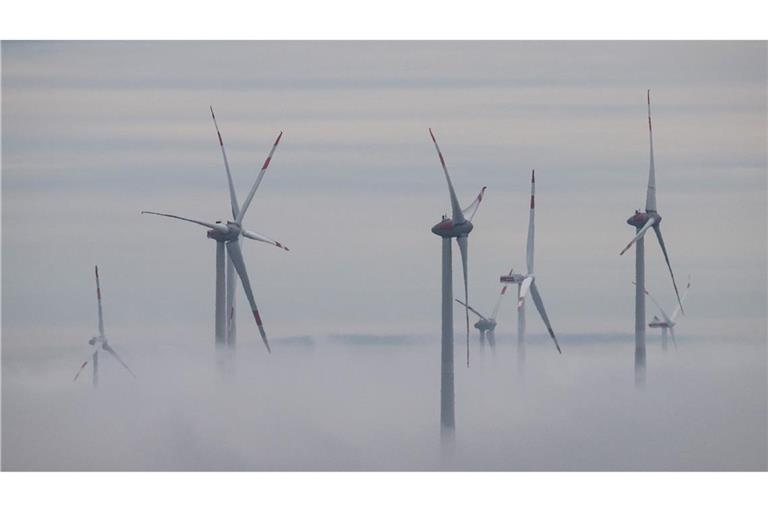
(252, 309), (263, 326)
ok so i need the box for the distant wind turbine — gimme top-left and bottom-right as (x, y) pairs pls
(428, 128), (486, 443)
(500, 170), (561, 368)
(455, 267), (515, 349)
(637, 277), (691, 351)
(142, 109), (288, 354)
(619, 91), (684, 385)
(73, 266), (135, 387)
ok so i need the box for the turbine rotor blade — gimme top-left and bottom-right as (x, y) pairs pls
(455, 299), (486, 321)
(619, 217), (656, 255)
(634, 281), (672, 324)
(456, 235), (470, 367)
(670, 277), (691, 322)
(236, 131), (283, 225)
(140, 211), (228, 233)
(103, 345), (136, 378)
(95, 266), (105, 337)
(518, 276), (534, 308)
(526, 169), (535, 274)
(428, 129), (465, 224)
(490, 267), (514, 320)
(652, 224), (684, 315)
(226, 240), (271, 353)
(461, 186), (487, 222)
(241, 229), (290, 251)
(529, 282), (561, 354)
(210, 106), (240, 220)
(73, 352), (96, 381)
(645, 90), (657, 212)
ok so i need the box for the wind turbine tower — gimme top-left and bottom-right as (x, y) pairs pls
(428, 129), (486, 444)
(619, 91), (684, 385)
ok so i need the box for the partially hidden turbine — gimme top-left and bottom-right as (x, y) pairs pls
(73, 266), (136, 387)
(455, 267), (515, 348)
(620, 91), (685, 384)
(142, 108), (288, 353)
(428, 128), (486, 441)
(640, 277), (691, 351)
(500, 170), (561, 363)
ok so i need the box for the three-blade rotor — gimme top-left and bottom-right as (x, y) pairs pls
(512, 170), (560, 353)
(142, 111), (287, 353)
(73, 266), (136, 382)
(620, 91), (684, 315)
(429, 129), (486, 367)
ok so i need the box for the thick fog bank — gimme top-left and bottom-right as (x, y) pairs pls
(3, 334), (765, 470)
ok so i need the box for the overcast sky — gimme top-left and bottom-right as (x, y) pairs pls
(2, 41), (766, 347)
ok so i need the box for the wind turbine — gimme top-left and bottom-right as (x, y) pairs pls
(619, 91), (684, 385)
(455, 267), (515, 348)
(142, 109), (288, 353)
(428, 128), (486, 443)
(640, 277), (691, 350)
(500, 170), (562, 367)
(73, 266), (136, 387)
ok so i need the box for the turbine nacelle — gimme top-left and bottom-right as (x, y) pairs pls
(431, 217), (473, 238)
(88, 335), (105, 346)
(474, 318), (497, 332)
(206, 221), (241, 242)
(499, 273), (527, 285)
(627, 210), (661, 229)
(649, 317), (673, 328)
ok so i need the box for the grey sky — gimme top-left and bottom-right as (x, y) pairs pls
(3, 41), (765, 344)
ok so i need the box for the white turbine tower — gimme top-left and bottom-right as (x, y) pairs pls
(500, 170), (561, 367)
(73, 266), (136, 387)
(142, 110), (288, 354)
(640, 278), (691, 350)
(428, 128), (486, 444)
(619, 91), (685, 386)
(455, 267), (515, 349)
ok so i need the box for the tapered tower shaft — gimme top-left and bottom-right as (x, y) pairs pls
(517, 282), (526, 370)
(215, 241), (226, 347)
(440, 236), (455, 442)
(635, 234), (646, 386)
(226, 258), (237, 348)
(92, 350), (99, 388)
(661, 326), (668, 351)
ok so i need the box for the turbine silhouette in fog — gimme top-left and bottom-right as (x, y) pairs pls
(455, 267), (514, 349)
(500, 170), (561, 368)
(142, 109), (288, 354)
(639, 277), (691, 351)
(73, 266), (135, 387)
(619, 91), (685, 386)
(428, 129), (486, 444)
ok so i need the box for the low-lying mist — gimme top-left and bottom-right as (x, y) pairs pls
(2, 332), (765, 470)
